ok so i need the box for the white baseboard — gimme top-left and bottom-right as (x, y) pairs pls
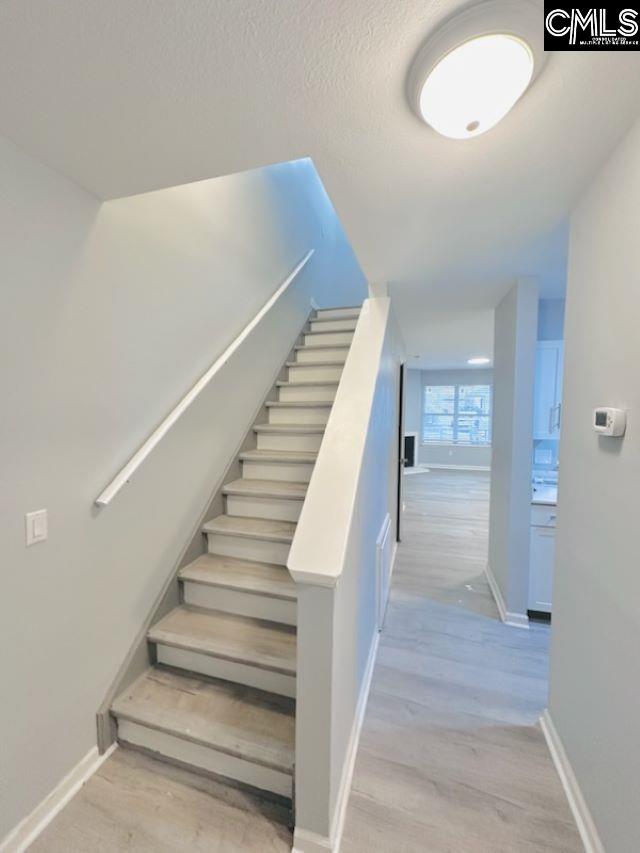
(485, 564), (529, 629)
(540, 710), (605, 853)
(420, 462), (490, 472)
(0, 744), (117, 853)
(293, 631), (380, 853)
(292, 828), (332, 853)
(390, 540), (398, 579)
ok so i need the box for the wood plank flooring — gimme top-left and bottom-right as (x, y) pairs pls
(341, 470), (582, 853)
(31, 470), (581, 852)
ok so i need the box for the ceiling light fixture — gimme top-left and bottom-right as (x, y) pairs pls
(407, 0), (546, 140)
(468, 356), (491, 365)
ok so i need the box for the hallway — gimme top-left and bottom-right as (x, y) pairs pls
(341, 469), (582, 853)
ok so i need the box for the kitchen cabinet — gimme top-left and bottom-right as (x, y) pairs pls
(528, 504), (556, 614)
(533, 340), (564, 440)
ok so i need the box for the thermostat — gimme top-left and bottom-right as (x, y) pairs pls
(593, 407), (626, 437)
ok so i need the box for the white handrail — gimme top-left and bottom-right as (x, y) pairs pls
(95, 249), (314, 507)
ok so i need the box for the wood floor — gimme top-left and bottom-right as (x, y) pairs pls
(31, 470), (581, 852)
(341, 470), (582, 853)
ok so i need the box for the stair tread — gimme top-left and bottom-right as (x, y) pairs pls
(254, 423), (326, 434)
(276, 380), (339, 388)
(265, 400), (332, 409)
(294, 343), (350, 351)
(203, 514), (296, 542)
(179, 554), (296, 600)
(222, 478), (307, 500)
(239, 449), (317, 463)
(112, 667), (295, 773)
(305, 328), (355, 336)
(285, 360), (345, 368)
(148, 606), (296, 675)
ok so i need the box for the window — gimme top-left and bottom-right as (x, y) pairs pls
(423, 383), (491, 445)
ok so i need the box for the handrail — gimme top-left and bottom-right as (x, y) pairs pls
(95, 249), (314, 507)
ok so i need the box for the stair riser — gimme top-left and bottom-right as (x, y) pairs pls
(182, 581), (297, 626)
(315, 307), (360, 320)
(155, 644), (296, 698)
(309, 319), (357, 333)
(226, 494), (303, 523)
(242, 460), (314, 483)
(268, 406), (330, 426)
(278, 385), (337, 403)
(207, 531), (291, 565)
(304, 331), (353, 347)
(241, 460), (313, 484)
(257, 432), (323, 452)
(287, 364), (343, 382)
(295, 347), (348, 364)
(117, 720), (292, 799)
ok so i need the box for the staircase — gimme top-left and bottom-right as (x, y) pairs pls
(110, 305), (360, 806)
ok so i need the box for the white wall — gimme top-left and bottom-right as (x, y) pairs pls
(0, 136), (366, 841)
(404, 368), (493, 469)
(404, 368), (422, 436)
(538, 298), (565, 341)
(488, 279), (538, 621)
(548, 118), (640, 853)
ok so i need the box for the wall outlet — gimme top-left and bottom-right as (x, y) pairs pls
(26, 509), (47, 546)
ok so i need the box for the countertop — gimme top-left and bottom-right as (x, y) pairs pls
(532, 484), (557, 506)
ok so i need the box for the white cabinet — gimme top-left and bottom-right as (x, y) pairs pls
(533, 341), (564, 440)
(528, 506), (557, 614)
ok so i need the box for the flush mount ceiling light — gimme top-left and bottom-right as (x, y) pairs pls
(407, 0), (546, 140)
(468, 356), (491, 365)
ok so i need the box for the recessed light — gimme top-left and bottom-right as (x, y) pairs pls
(468, 356), (491, 365)
(407, 0), (546, 140)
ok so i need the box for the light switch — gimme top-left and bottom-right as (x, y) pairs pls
(26, 509), (48, 546)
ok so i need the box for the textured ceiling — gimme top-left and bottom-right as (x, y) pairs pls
(1, 0), (638, 366)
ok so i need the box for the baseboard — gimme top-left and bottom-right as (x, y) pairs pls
(292, 828), (333, 853)
(485, 564), (530, 629)
(540, 710), (605, 853)
(0, 744), (117, 853)
(293, 631), (380, 853)
(390, 541), (398, 577)
(420, 462), (490, 472)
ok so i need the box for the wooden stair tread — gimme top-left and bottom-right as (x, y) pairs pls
(222, 478), (308, 500)
(304, 328), (355, 336)
(285, 360), (346, 368)
(294, 343), (349, 351)
(276, 380), (339, 388)
(203, 515), (296, 542)
(265, 400), (332, 409)
(148, 606), (296, 675)
(254, 423), (326, 434)
(112, 667), (295, 773)
(239, 449), (317, 464)
(179, 554), (296, 600)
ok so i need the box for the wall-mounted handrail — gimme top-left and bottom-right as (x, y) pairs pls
(95, 249), (314, 507)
